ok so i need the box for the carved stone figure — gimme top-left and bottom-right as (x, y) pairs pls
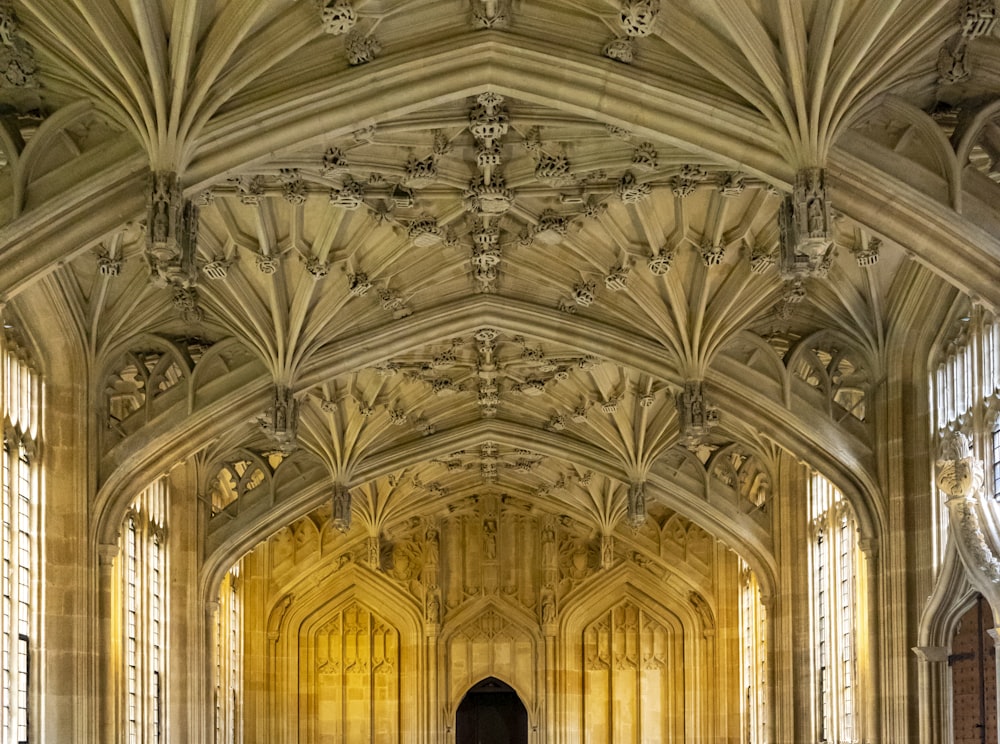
(331, 483), (352, 533)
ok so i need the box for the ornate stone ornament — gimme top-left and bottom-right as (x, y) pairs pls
(626, 482), (646, 530)
(620, 0), (660, 36)
(852, 237), (880, 267)
(648, 250), (674, 275)
(749, 246), (774, 274)
(403, 155), (438, 187)
(719, 172), (746, 197)
(471, 223), (502, 293)
(330, 177), (365, 209)
(631, 142), (658, 171)
(700, 241), (725, 266)
(331, 483), (352, 533)
(464, 174), (515, 215)
(318, 0), (357, 35)
(936, 430), (1000, 583)
(231, 175), (264, 205)
(255, 254), (280, 274)
(938, 43), (971, 85)
(304, 257), (330, 278)
(345, 29), (380, 65)
(572, 281), (597, 306)
(535, 153), (572, 184)
(261, 385), (299, 454)
(603, 36), (635, 63)
(172, 287), (203, 322)
(472, 0), (510, 29)
(347, 271), (372, 296)
(617, 171), (650, 203)
(604, 264), (630, 291)
(469, 92), (509, 141)
(146, 172), (199, 290)
(97, 253), (121, 277)
(408, 216), (442, 247)
(533, 210), (569, 244)
(676, 380), (719, 447)
(321, 147), (349, 177)
(282, 178), (308, 205)
(203, 258), (231, 280)
(935, 430), (982, 498)
(0, 3), (36, 89)
(777, 168), (835, 280)
(961, 0), (998, 38)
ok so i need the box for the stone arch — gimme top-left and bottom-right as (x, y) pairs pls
(270, 563), (423, 744)
(198, 420), (779, 612)
(707, 441), (774, 517)
(850, 95), (960, 207)
(558, 567), (709, 743)
(915, 543), (980, 742)
(785, 328), (877, 422)
(100, 294), (878, 558)
(716, 330), (786, 391)
(16, 100), (127, 215)
(186, 39), (791, 188)
(455, 676), (529, 744)
(99, 332), (196, 448)
(203, 447), (277, 516)
(439, 597), (542, 722)
(187, 336), (262, 411)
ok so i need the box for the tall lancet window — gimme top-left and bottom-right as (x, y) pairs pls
(118, 481), (166, 744)
(809, 473), (862, 744)
(931, 306), (1000, 562)
(1, 336), (37, 744)
(739, 560), (767, 744)
(214, 565), (241, 744)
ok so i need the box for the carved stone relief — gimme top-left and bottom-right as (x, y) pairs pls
(311, 602), (400, 741)
(582, 599), (676, 742)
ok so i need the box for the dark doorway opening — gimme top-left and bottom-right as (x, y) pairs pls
(455, 677), (528, 744)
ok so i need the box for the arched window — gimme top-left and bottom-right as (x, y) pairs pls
(809, 473), (861, 744)
(1, 335), (37, 744)
(739, 560), (767, 744)
(214, 565), (241, 744)
(931, 307), (1000, 559)
(118, 481), (166, 744)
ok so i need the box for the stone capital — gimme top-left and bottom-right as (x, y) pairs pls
(911, 645), (950, 663)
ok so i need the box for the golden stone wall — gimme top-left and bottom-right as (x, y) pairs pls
(243, 495), (740, 742)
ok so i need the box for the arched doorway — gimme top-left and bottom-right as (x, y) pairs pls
(952, 594), (998, 744)
(455, 677), (528, 744)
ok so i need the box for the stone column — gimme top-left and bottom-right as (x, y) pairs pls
(760, 591), (776, 744)
(97, 542), (119, 744)
(204, 600), (220, 744)
(859, 537), (881, 742)
(426, 623), (439, 744)
(543, 631), (555, 744)
(912, 645), (951, 744)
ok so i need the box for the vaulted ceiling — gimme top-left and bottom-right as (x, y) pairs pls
(1, 0), (997, 592)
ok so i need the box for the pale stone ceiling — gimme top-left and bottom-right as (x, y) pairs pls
(3, 0), (998, 592)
